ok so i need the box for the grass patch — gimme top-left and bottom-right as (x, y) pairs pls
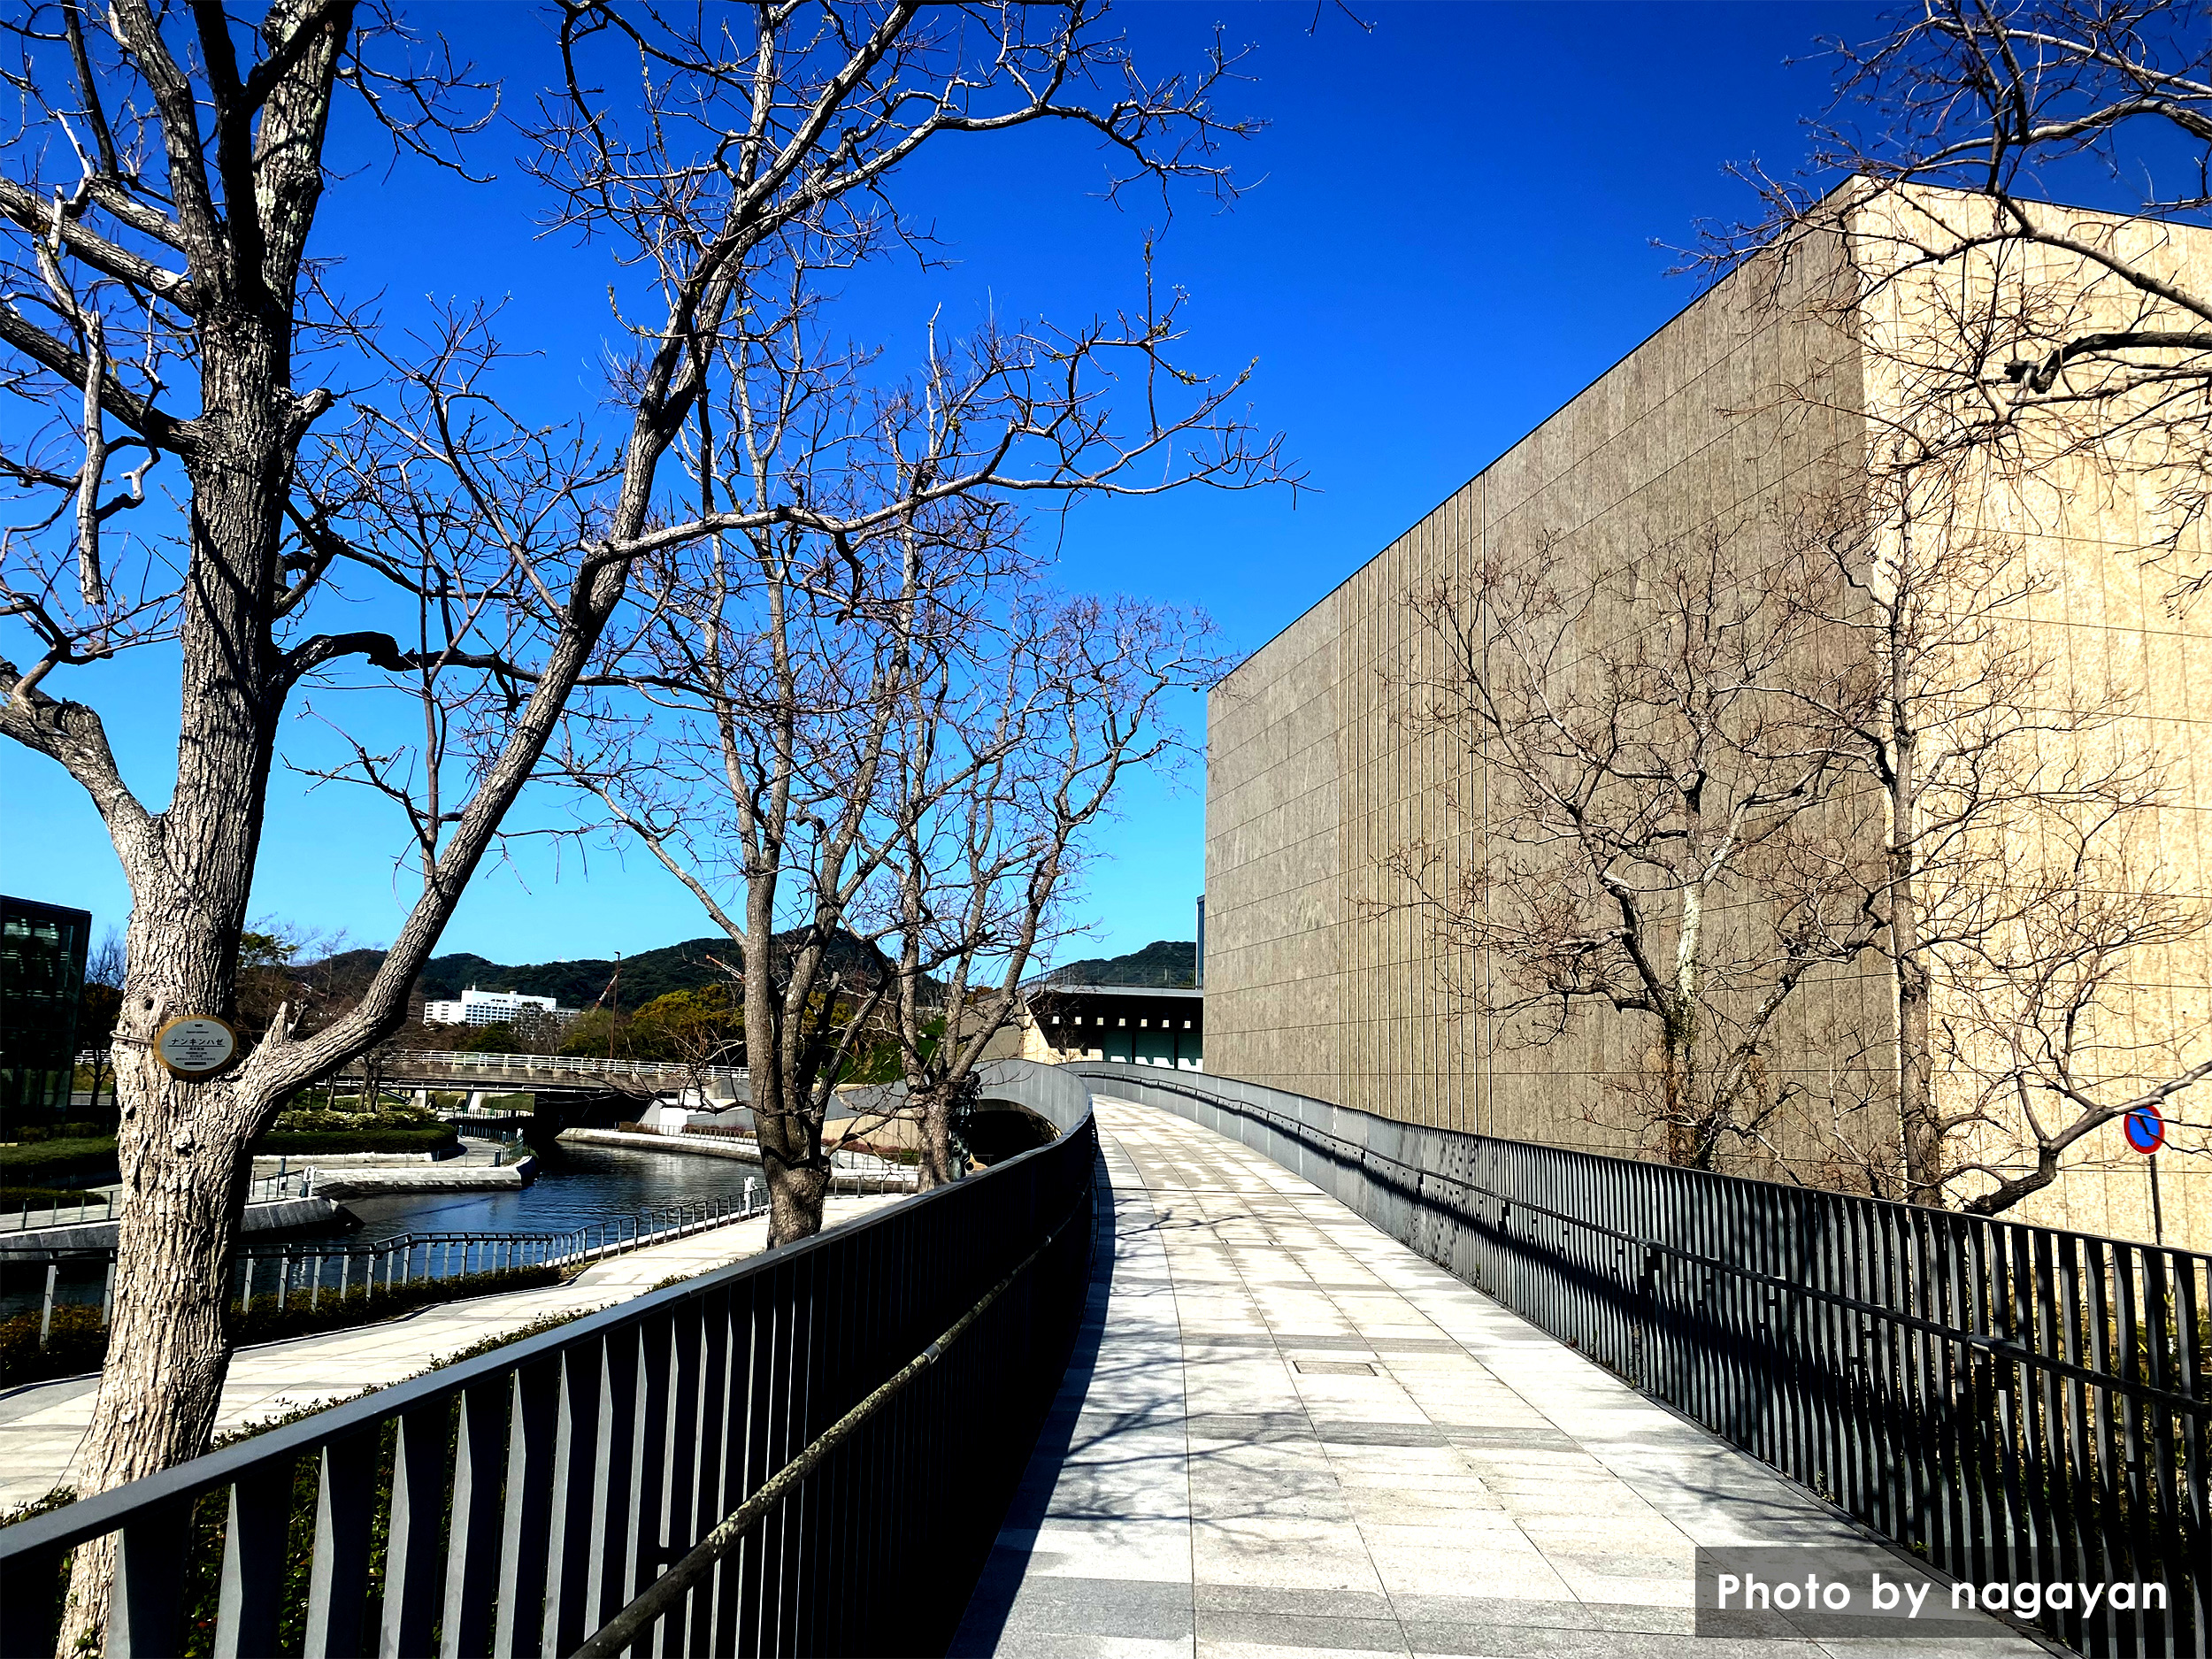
(1, 1121), (113, 1145)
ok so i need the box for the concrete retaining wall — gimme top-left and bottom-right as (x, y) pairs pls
(306, 1155), (535, 1201)
(558, 1128), (918, 1193)
(0, 1194), (349, 1253)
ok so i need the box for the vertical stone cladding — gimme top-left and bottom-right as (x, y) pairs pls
(1205, 191), (2211, 1247)
(1855, 189), (2212, 1245)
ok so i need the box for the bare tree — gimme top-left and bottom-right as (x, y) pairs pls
(1393, 524), (1880, 1172)
(1711, 100), (2212, 1217)
(1705, 0), (2212, 594)
(0, 3), (1265, 1639)
(1769, 458), (2205, 1210)
(1942, 805), (2212, 1213)
(75, 926), (125, 1118)
(883, 592), (1219, 1188)
(563, 263), (1279, 1240)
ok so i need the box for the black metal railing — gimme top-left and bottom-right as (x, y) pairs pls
(0, 1062), (1096, 1658)
(1077, 1063), (2208, 1659)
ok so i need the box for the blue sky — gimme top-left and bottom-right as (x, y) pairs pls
(3, 1), (1878, 966)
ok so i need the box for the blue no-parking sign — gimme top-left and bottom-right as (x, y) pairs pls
(2124, 1104), (2165, 1155)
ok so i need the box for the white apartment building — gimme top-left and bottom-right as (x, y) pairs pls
(422, 986), (578, 1029)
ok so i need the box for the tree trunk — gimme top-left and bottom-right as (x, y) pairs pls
(743, 892), (834, 1244)
(1658, 1011), (1704, 1169)
(56, 1110), (250, 1647)
(58, 320), (297, 1651)
(1888, 742), (1943, 1204)
(1896, 948), (1940, 1203)
(757, 1108), (831, 1245)
(914, 1081), (957, 1190)
(1663, 872), (1706, 1168)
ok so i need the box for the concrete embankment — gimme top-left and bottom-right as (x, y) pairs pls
(307, 1154), (536, 1201)
(558, 1128), (917, 1193)
(249, 1146), (464, 1171)
(2, 1149), (539, 1249)
(0, 1194), (350, 1253)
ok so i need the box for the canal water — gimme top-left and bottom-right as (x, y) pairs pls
(1, 1141), (759, 1319)
(283, 1141), (761, 1251)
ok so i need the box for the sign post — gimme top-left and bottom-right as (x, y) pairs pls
(2121, 1105), (2165, 1246)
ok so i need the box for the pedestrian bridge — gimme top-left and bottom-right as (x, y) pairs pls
(0, 1064), (2198, 1657)
(350, 1048), (747, 1100)
(957, 1099), (2037, 1657)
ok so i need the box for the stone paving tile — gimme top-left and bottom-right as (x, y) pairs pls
(956, 1096), (2040, 1659)
(1194, 1609), (1412, 1652)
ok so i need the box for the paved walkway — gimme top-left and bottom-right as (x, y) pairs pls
(0, 1193), (898, 1510)
(955, 1098), (2041, 1659)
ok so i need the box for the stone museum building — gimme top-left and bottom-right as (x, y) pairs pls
(1203, 187), (2211, 1248)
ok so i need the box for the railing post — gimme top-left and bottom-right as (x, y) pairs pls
(541, 1342), (605, 1655)
(109, 1497), (192, 1658)
(297, 1426), (375, 1657)
(442, 1379), (511, 1659)
(492, 1358), (560, 1656)
(212, 1467), (293, 1659)
(380, 1403), (449, 1659)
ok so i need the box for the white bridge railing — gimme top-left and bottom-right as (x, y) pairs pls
(362, 1049), (748, 1089)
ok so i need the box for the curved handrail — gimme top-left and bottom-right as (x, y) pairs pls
(0, 1064), (1101, 1659)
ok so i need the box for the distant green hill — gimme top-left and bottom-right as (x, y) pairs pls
(1042, 939), (1196, 989)
(320, 930), (892, 1011)
(418, 936), (736, 1007)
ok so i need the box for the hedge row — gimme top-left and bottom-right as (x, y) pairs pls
(0, 1187), (110, 1209)
(0, 1138), (120, 1186)
(0, 1263), (564, 1388)
(254, 1126), (457, 1156)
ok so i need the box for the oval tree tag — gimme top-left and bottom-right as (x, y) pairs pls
(153, 1015), (240, 1078)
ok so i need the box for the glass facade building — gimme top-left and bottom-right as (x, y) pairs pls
(1, 895), (90, 1129)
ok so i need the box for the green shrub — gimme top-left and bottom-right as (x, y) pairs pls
(0, 1186), (111, 1208)
(0, 1137), (119, 1185)
(0, 1303), (109, 1384)
(272, 1105), (435, 1134)
(252, 1126), (457, 1156)
(0, 1263), (563, 1388)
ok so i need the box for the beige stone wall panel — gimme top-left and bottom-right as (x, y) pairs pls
(1206, 192), (2210, 1245)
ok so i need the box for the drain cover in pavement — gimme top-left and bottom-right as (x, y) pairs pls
(1292, 1359), (1377, 1376)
